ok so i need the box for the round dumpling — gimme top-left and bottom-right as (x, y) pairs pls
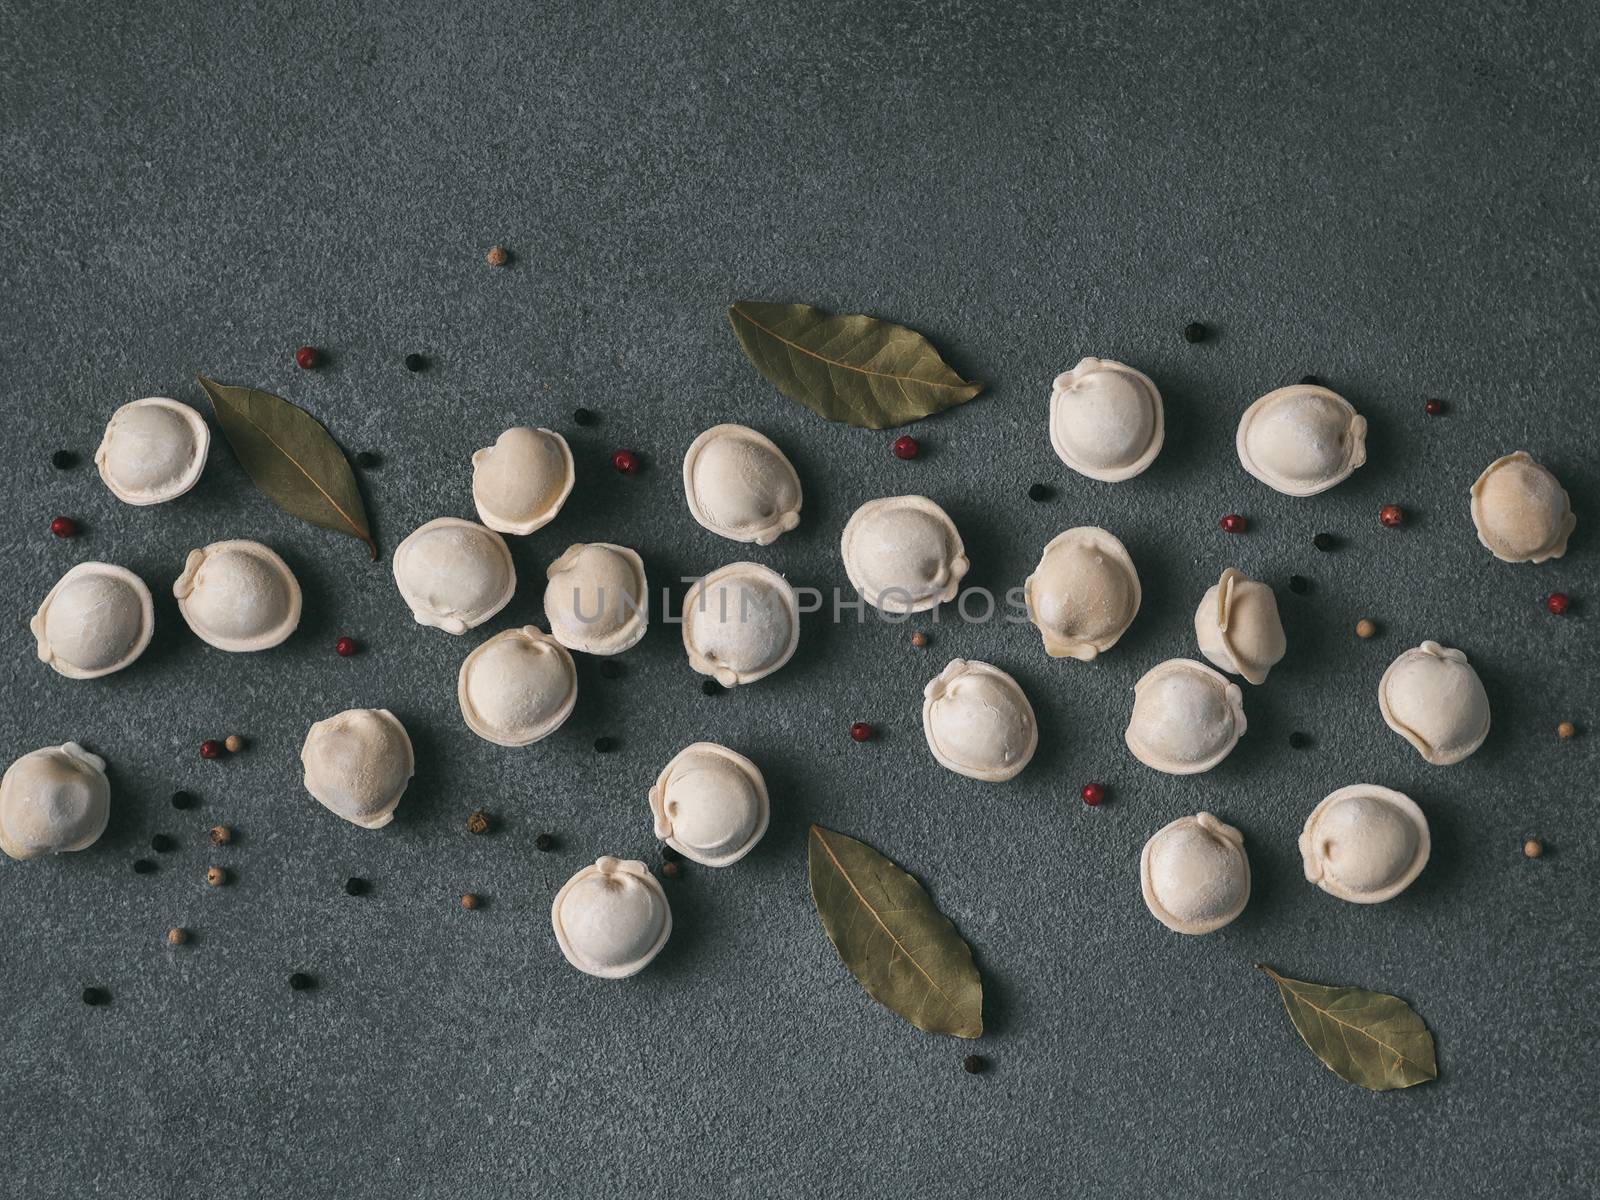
(922, 659), (1038, 782)
(457, 626), (577, 746)
(1235, 384), (1366, 496)
(543, 543), (648, 655)
(94, 396), (209, 506)
(1300, 785), (1430, 904)
(681, 562), (799, 687)
(0, 742), (111, 861)
(551, 856), (672, 979)
(1140, 812), (1250, 935)
(393, 518), (515, 634)
(1193, 567), (1285, 685)
(1048, 357), (1164, 482)
(471, 426), (575, 535)
(840, 496), (968, 613)
(1023, 527), (1140, 660)
(31, 562), (154, 679)
(301, 708), (414, 829)
(1469, 451), (1575, 563)
(1125, 659), (1247, 775)
(649, 743), (769, 867)
(1378, 641), (1489, 766)
(173, 540), (302, 652)
(682, 424), (802, 545)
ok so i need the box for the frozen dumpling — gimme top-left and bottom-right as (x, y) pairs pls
(393, 517), (515, 634)
(457, 626), (577, 746)
(681, 562), (799, 687)
(841, 495), (968, 613)
(682, 424), (802, 545)
(94, 396), (209, 506)
(543, 543), (648, 656)
(922, 659), (1038, 782)
(649, 742), (769, 867)
(1125, 658), (1246, 775)
(1023, 526), (1140, 660)
(1299, 784), (1430, 904)
(1192, 567), (1285, 685)
(1378, 641), (1489, 766)
(31, 562), (154, 679)
(1140, 812), (1250, 935)
(1235, 383), (1366, 496)
(173, 540), (302, 652)
(0, 742), (110, 861)
(301, 708), (414, 829)
(471, 426), (575, 535)
(1048, 357), (1164, 482)
(551, 856), (672, 979)
(1469, 451), (1575, 563)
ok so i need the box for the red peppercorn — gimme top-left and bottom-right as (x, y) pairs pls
(1424, 399), (1444, 416)
(294, 345), (321, 370)
(1547, 592), (1570, 615)
(892, 435), (919, 460)
(335, 636), (358, 657)
(199, 739), (224, 760)
(1220, 514), (1246, 534)
(611, 449), (639, 475)
(1379, 504), (1404, 528)
(49, 515), (78, 539)
(849, 722), (874, 743)
(1081, 783), (1105, 806)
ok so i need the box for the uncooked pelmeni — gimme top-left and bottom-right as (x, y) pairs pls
(1125, 658), (1247, 775)
(551, 856), (672, 979)
(1023, 526), (1140, 660)
(1192, 567), (1285, 685)
(1469, 451), (1575, 564)
(649, 742), (769, 867)
(1140, 812), (1251, 935)
(1377, 640), (1489, 766)
(681, 562), (799, 687)
(922, 659), (1038, 782)
(543, 543), (648, 655)
(457, 626), (577, 746)
(1235, 383), (1367, 496)
(173, 540), (302, 652)
(31, 562), (154, 679)
(393, 517), (515, 634)
(300, 708), (414, 829)
(94, 396), (210, 506)
(0, 743), (110, 861)
(682, 424), (802, 545)
(1299, 784), (1430, 905)
(1048, 357), (1164, 482)
(470, 426), (575, 535)
(840, 495), (968, 614)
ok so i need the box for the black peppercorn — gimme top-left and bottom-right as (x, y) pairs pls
(535, 833), (556, 852)
(1288, 574), (1310, 594)
(573, 407), (596, 426)
(51, 450), (77, 470)
(81, 986), (109, 1006)
(403, 353), (427, 372)
(598, 659), (623, 680)
(962, 1054), (987, 1074)
(1312, 532), (1337, 552)
(700, 679), (723, 697)
(171, 790), (196, 810)
(132, 858), (157, 875)
(593, 736), (616, 753)
(150, 833), (176, 853)
(661, 845), (683, 863)
(1027, 483), (1053, 502)
(1182, 321), (1207, 344)
(1288, 731), (1310, 749)
(288, 972), (315, 991)
(355, 450), (381, 469)
(343, 877), (370, 896)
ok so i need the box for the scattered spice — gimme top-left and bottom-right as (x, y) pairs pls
(910, 631), (929, 648)
(1547, 592), (1570, 615)
(1557, 721), (1577, 740)
(1027, 483), (1053, 502)
(132, 858), (157, 875)
(51, 450), (77, 470)
(150, 833), (176, 853)
(534, 833), (556, 852)
(209, 825), (231, 845)
(700, 679), (722, 696)
(1312, 532), (1337, 552)
(598, 659), (623, 680)
(466, 809), (491, 835)
(611, 448), (640, 475)
(962, 1054), (988, 1074)
(294, 345), (321, 370)
(460, 893), (481, 910)
(166, 927), (188, 946)
(573, 407), (597, 426)
(1288, 731), (1311, 750)
(850, 722), (874, 743)
(1379, 504), (1405, 528)
(224, 734), (245, 754)
(171, 790), (196, 810)
(206, 866), (227, 887)
(593, 735), (616, 753)
(335, 636), (359, 657)
(1424, 399), (1445, 416)
(485, 245), (510, 267)
(1355, 618), (1378, 639)
(1523, 839), (1544, 859)
(50, 515), (78, 539)
(288, 972), (315, 991)
(343, 877), (370, 896)
(1289, 574), (1310, 594)
(81, 987), (109, 1006)
(892, 435), (920, 460)
(661, 845), (683, 863)
(1182, 322), (1207, 344)
(403, 353), (428, 373)
(354, 450), (381, 469)
(199, 739), (224, 760)
(660, 861), (681, 879)
(1220, 513), (1246, 534)
(1081, 782), (1105, 807)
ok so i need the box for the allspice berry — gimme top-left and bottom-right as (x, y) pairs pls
(167, 927), (188, 946)
(1523, 839), (1544, 859)
(466, 809), (491, 835)
(210, 825), (231, 845)
(461, 893), (481, 910)
(1557, 721), (1577, 740)
(911, 631), (929, 648)
(224, 734), (246, 754)
(660, 861), (681, 879)
(1355, 618), (1377, 639)
(206, 866), (227, 887)
(962, 1054), (988, 1074)
(485, 246), (510, 267)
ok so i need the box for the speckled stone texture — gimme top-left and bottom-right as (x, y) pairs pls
(1, 2), (1596, 1197)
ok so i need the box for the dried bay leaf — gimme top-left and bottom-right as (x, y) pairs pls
(728, 301), (982, 430)
(198, 376), (377, 560)
(1256, 964), (1437, 1091)
(808, 825), (983, 1038)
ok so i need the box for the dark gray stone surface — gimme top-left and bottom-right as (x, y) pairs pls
(1, 2), (1595, 1196)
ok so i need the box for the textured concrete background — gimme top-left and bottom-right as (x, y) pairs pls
(1, 1), (1596, 1197)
